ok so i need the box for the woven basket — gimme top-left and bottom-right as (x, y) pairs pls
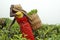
(28, 13), (42, 30)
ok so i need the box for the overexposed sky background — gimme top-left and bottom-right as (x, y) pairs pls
(0, 0), (60, 24)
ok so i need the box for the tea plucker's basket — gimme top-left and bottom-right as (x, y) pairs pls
(27, 9), (42, 30)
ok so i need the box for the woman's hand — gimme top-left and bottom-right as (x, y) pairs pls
(10, 5), (17, 17)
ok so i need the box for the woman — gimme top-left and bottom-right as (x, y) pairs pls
(9, 5), (35, 40)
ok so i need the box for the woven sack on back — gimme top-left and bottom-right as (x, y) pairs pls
(28, 13), (42, 30)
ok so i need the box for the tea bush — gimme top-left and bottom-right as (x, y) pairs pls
(0, 18), (60, 40)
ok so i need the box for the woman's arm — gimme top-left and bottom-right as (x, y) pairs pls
(10, 9), (16, 17)
(8, 18), (15, 31)
(10, 5), (17, 17)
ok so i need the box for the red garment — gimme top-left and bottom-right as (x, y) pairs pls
(15, 16), (35, 40)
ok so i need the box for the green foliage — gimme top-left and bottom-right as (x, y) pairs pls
(0, 18), (60, 40)
(28, 9), (37, 15)
(34, 24), (60, 40)
(0, 18), (26, 40)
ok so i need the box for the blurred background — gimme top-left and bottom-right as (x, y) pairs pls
(0, 0), (60, 24)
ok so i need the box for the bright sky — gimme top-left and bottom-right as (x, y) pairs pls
(0, 0), (60, 24)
